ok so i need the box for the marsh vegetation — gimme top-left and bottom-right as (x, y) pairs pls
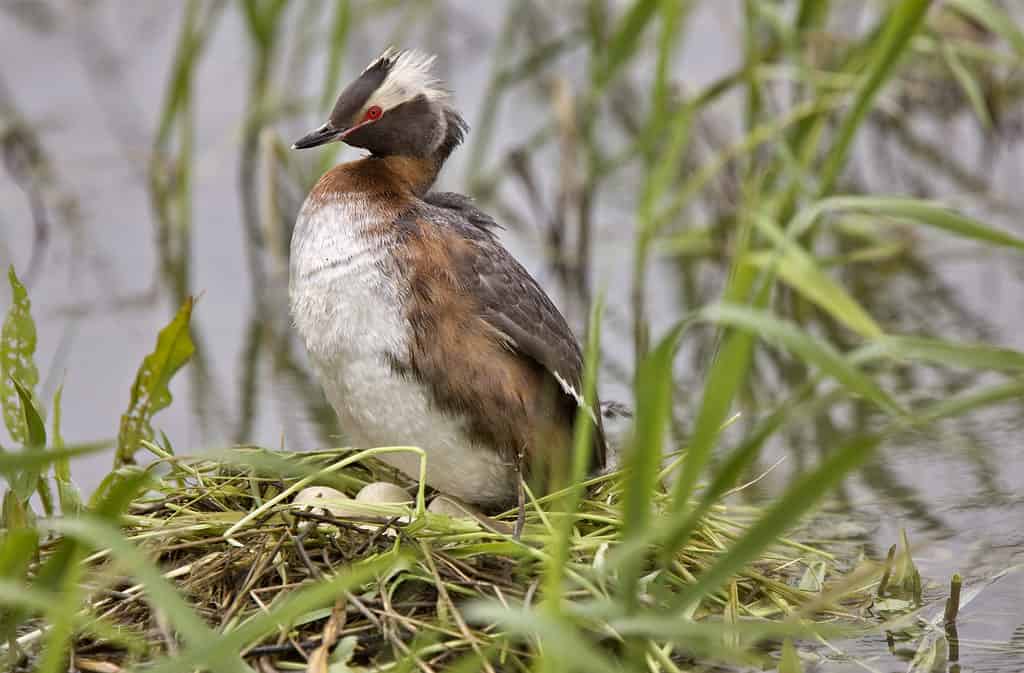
(2, 1), (1024, 671)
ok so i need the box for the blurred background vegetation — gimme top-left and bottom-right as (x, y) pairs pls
(2, 0), (1024, 671)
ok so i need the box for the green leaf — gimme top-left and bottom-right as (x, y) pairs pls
(0, 527), (37, 577)
(791, 196), (1024, 251)
(50, 386), (65, 468)
(945, 0), (1024, 59)
(546, 295), (605, 607)
(0, 527), (39, 646)
(0, 579), (148, 655)
(12, 378), (45, 449)
(619, 323), (685, 610)
(0, 486), (36, 638)
(49, 515), (252, 673)
(673, 432), (883, 612)
(466, 604), (623, 673)
(917, 379), (1024, 423)
(593, 0), (660, 92)
(117, 297), (195, 466)
(892, 528), (922, 601)
(87, 465), (155, 519)
(1, 489), (32, 531)
(50, 385), (82, 514)
(699, 303), (904, 416)
(940, 41), (992, 129)
(666, 216), (760, 537)
(7, 377), (48, 506)
(37, 467), (153, 595)
(863, 335), (1024, 372)
(606, 614), (835, 645)
(817, 0), (933, 195)
(1, 266), (39, 445)
(327, 636), (359, 673)
(779, 638), (804, 673)
(143, 550), (405, 673)
(0, 441), (113, 477)
(796, 0), (830, 31)
(743, 227), (884, 338)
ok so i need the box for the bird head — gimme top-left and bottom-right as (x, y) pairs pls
(292, 48), (467, 161)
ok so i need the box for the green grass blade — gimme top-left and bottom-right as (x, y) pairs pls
(917, 379), (1024, 422)
(945, 0), (1024, 59)
(36, 467), (153, 595)
(50, 386), (65, 471)
(746, 212), (884, 338)
(154, 0), (224, 147)
(796, 0), (830, 31)
(545, 294), (604, 608)
(608, 615), (836, 644)
(467, 604), (622, 673)
(790, 196), (1024, 250)
(11, 377), (52, 514)
(145, 551), (406, 673)
(619, 323), (685, 610)
(864, 336), (1024, 372)
(669, 326), (755, 506)
(12, 378), (45, 450)
(940, 41), (993, 128)
(0, 528), (37, 578)
(658, 382), (816, 566)
(818, 0), (933, 195)
(49, 385), (82, 514)
(35, 539), (85, 673)
(0, 579), (147, 654)
(699, 303), (904, 416)
(49, 515), (251, 673)
(0, 441), (113, 477)
(86, 465), (154, 518)
(673, 432), (883, 613)
(667, 213), (760, 522)
(0, 527), (38, 647)
(779, 638), (804, 673)
(746, 249), (883, 338)
(593, 0), (661, 93)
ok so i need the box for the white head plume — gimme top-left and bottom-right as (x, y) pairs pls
(364, 47), (449, 111)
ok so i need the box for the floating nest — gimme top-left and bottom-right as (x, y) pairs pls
(19, 447), (873, 672)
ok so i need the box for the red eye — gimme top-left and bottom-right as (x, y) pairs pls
(365, 105), (383, 121)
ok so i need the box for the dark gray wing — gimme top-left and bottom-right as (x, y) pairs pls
(424, 192), (607, 468)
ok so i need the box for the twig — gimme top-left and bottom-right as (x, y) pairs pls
(419, 541), (497, 673)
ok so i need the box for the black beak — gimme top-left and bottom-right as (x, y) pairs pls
(292, 123), (345, 150)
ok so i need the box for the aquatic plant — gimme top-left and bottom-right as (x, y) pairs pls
(3, 0), (1024, 670)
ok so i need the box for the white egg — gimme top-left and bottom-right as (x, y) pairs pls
(355, 481), (412, 505)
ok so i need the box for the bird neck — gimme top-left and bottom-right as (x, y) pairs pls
(371, 106), (465, 197)
(375, 154), (444, 197)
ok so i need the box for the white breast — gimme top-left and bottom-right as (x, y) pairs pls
(289, 195), (515, 507)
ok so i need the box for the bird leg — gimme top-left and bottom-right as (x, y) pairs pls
(514, 448), (527, 539)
